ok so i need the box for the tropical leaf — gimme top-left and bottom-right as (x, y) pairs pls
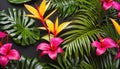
(47, 0), (80, 19)
(43, 54), (89, 69)
(6, 56), (43, 69)
(0, 9), (40, 46)
(60, 0), (104, 58)
(8, 0), (31, 4)
(84, 52), (120, 69)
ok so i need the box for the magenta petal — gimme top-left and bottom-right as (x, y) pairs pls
(0, 32), (6, 38)
(0, 56), (9, 67)
(112, 1), (120, 10)
(118, 12), (120, 18)
(115, 52), (120, 59)
(48, 51), (57, 60)
(7, 49), (20, 60)
(50, 37), (63, 48)
(56, 47), (64, 54)
(91, 41), (101, 48)
(103, 2), (112, 10)
(96, 47), (106, 55)
(102, 38), (117, 48)
(39, 51), (48, 57)
(36, 43), (50, 51)
(0, 43), (12, 55)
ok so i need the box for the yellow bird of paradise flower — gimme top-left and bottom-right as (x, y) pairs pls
(24, 0), (56, 22)
(45, 17), (71, 37)
(110, 18), (120, 35)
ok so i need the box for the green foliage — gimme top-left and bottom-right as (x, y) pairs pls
(6, 56), (43, 69)
(43, 54), (94, 69)
(0, 9), (40, 46)
(47, 0), (80, 19)
(8, 0), (31, 4)
(60, 0), (104, 58)
(84, 52), (120, 69)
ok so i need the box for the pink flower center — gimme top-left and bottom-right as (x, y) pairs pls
(51, 46), (55, 51)
(0, 41), (2, 47)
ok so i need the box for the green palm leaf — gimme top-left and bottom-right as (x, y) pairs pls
(60, 0), (104, 58)
(84, 52), (120, 69)
(6, 56), (43, 69)
(43, 54), (93, 69)
(0, 9), (40, 46)
(47, 0), (80, 19)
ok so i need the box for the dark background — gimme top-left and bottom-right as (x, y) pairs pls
(0, 0), (53, 62)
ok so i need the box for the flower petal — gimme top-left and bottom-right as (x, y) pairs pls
(7, 49), (20, 60)
(91, 41), (101, 48)
(48, 51), (57, 60)
(39, 0), (46, 16)
(50, 37), (63, 49)
(36, 43), (50, 51)
(56, 47), (64, 54)
(112, 1), (120, 10)
(44, 9), (57, 21)
(103, 2), (112, 10)
(57, 21), (71, 34)
(39, 50), (48, 57)
(103, 38), (117, 48)
(46, 19), (54, 33)
(0, 31), (6, 38)
(25, 15), (40, 19)
(115, 52), (120, 59)
(24, 4), (39, 18)
(110, 18), (120, 35)
(96, 47), (106, 55)
(0, 43), (12, 55)
(0, 56), (9, 67)
(118, 12), (120, 18)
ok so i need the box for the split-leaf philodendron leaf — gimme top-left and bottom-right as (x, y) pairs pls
(0, 9), (40, 46)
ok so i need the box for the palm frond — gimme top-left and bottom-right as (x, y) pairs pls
(43, 54), (93, 69)
(0, 9), (40, 46)
(84, 52), (120, 69)
(6, 56), (43, 69)
(60, 0), (104, 58)
(47, 0), (80, 19)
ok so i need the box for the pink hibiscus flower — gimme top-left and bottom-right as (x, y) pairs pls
(36, 37), (64, 60)
(101, 0), (120, 10)
(0, 43), (20, 67)
(0, 32), (6, 38)
(91, 37), (117, 55)
(114, 39), (120, 59)
(0, 31), (7, 47)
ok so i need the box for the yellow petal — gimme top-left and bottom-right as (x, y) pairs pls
(57, 21), (71, 34)
(110, 18), (120, 35)
(46, 0), (51, 10)
(55, 17), (59, 30)
(25, 15), (39, 19)
(46, 19), (54, 33)
(44, 9), (57, 21)
(37, 27), (46, 30)
(39, 0), (46, 16)
(24, 4), (39, 18)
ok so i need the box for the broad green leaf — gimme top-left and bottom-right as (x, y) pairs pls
(0, 9), (40, 46)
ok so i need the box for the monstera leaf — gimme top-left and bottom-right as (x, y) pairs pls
(0, 9), (40, 46)
(6, 56), (43, 69)
(8, 0), (31, 4)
